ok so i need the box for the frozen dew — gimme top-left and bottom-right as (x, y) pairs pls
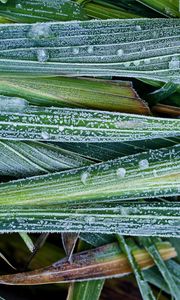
(117, 49), (124, 56)
(28, 23), (53, 40)
(16, 3), (22, 9)
(144, 58), (151, 64)
(72, 47), (79, 55)
(0, 96), (28, 111)
(169, 57), (180, 69)
(153, 170), (157, 177)
(87, 45), (94, 54)
(41, 131), (49, 140)
(135, 25), (141, 31)
(58, 126), (64, 132)
(37, 49), (49, 63)
(116, 168), (126, 178)
(81, 171), (90, 185)
(139, 159), (149, 170)
(134, 60), (140, 66)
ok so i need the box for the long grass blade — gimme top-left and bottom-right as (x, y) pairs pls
(0, 140), (90, 178)
(0, 146), (179, 206)
(0, 19), (179, 83)
(0, 201), (179, 236)
(0, 77), (150, 114)
(0, 100), (179, 142)
(0, 241), (176, 285)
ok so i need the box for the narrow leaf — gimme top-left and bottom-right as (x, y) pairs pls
(0, 146), (179, 206)
(0, 241), (176, 285)
(140, 237), (179, 300)
(0, 100), (179, 142)
(0, 19), (179, 83)
(0, 77), (150, 114)
(19, 232), (34, 253)
(0, 201), (179, 236)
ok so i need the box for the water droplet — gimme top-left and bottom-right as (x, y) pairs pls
(169, 57), (180, 69)
(16, 3), (22, 9)
(87, 46), (94, 54)
(135, 25), (141, 31)
(153, 170), (157, 177)
(41, 131), (49, 140)
(117, 49), (124, 56)
(134, 60), (140, 66)
(0, 96), (28, 111)
(28, 23), (53, 40)
(37, 49), (49, 63)
(139, 159), (149, 170)
(81, 172), (90, 185)
(144, 58), (151, 64)
(116, 168), (126, 178)
(73, 47), (79, 55)
(58, 126), (64, 132)
(124, 61), (131, 67)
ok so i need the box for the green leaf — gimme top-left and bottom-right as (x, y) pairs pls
(58, 137), (180, 161)
(0, 140), (91, 178)
(0, 0), (87, 23)
(0, 77), (149, 114)
(0, 19), (179, 83)
(139, 237), (179, 300)
(19, 232), (34, 253)
(0, 201), (179, 236)
(0, 240), (176, 285)
(0, 145), (179, 206)
(67, 280), (104, 300)
(137, 0), (180, 17)
(116, 235), (155, 300)
(0, 100), (179, 142)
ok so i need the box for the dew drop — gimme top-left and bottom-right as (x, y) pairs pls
(16, 3), (22, 8)
(144, 58), (151, 64)
(116, 168), (126, 178)
(135, 25), (141, 31)
(41, 131), (49, 140)
(168, 57), (180, 69)
(117, 49), (124, 56)
(87, 45), (94, 54)
(81, 172), (90, 185)
(37, 49), (49, 63)
(0, 96), (28, 111)
(134, 60), (140, 66)
(73, 47), (79, 55)
(58, 126), (64, 132)
(28, 23), (53, 40)
(139, 159), (149, 170)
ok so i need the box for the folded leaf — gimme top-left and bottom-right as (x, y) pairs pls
(0, 77), (150, 114)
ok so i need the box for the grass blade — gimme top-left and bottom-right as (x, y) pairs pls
(116, 235), (155, 300)
(0, 201), (179, 236)
(0, 77), (150, 114)
(19, 232), (34, 253)
(139, 237), (179, 300)
(137, 0), (180, 17)
(0, 140), (90, 178)
(0, 100), (179, 142)
(0, 19), (179, 83)
(0, 241), (176, 285)
(0, 145), (179, 206)
(67, 280), (104, 300)
(0, 0), (87, 22)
